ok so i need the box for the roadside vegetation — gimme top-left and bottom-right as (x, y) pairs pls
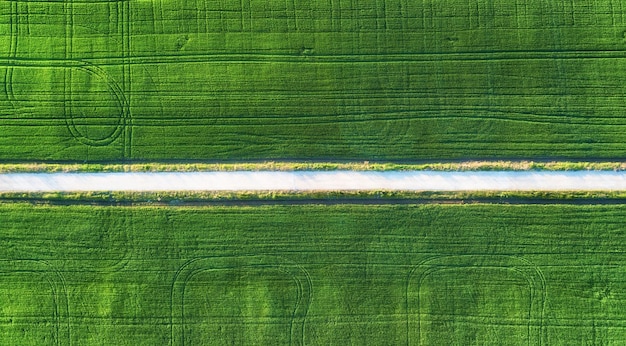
(1, 161), (626, 173)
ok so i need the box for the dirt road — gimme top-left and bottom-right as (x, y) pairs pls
(0, 171), (624, 192)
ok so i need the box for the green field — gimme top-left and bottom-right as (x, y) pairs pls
(1, 203), (626, 344)
(3, 1), (626, 161)
(3, 2), (626, 344)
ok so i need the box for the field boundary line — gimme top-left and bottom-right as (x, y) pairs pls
(4, 0), (19, 109)
(5, 49), (626, 68)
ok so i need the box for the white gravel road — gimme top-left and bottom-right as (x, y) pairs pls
(0, 171), (625, 192)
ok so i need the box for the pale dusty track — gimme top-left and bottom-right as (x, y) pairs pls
(0, 171), (625, 192)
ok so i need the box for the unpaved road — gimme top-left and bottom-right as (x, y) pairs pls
(0, 171), (625, 192)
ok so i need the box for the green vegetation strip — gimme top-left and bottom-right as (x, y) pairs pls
(3, 190), (626, 205)
(2, 203), (626, 344)
(4, 2), (626, 161)
(1, 161), (626, 173)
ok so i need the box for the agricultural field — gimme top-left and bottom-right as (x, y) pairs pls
(3, 1), (626, 161)
(0, 203), (626, 344)
(3, 1), (626, 345)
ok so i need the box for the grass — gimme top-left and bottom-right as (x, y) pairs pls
(4, 190), (626, 206)
(3, 2), (626, 161)
(1, 161), (626, 173)
(1, 203), (626, 344)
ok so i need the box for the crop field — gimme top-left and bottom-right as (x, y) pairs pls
(0, 203), (625, 344)
(3, 1), (626, 345)
(3, 1), (626, 161)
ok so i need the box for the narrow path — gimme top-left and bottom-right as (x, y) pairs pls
(0, 171), (625, 192)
